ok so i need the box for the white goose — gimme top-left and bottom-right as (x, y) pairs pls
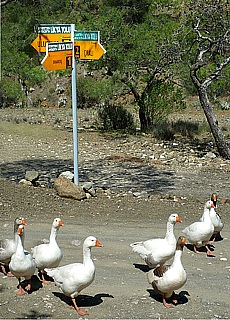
(130, 214), (182, 268)
(9, 224), (36, 295)
(45, 236), (103, 316)
(183, 200), (215, 256)
(32, 217), (63, 284)
(147, 236), (187, 308)
(206, 193), (224, 243)
(0, 216), (27, 276)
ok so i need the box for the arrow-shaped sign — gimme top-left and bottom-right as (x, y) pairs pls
(41, 42), (73, 71)
(74, 41), (106, 60)
(31, 24), (71, 53)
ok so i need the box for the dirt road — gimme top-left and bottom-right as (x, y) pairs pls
(0, 108), (230, 319)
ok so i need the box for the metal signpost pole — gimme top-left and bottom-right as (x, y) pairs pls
(71, 24), (79, 185)
(32, 24), (105, 186)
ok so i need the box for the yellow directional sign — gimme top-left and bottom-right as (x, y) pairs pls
(41, 42), (73, 71)
(31, 24), (71, 53)
(31, 34), (71, 53)
(74, 41), (106, 60)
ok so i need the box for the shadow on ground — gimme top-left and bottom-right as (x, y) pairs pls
(53, 291), (114, 308)
(147, 289), (190, 306)
(0, 158), (177, 194)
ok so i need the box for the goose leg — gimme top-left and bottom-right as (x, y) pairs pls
(0, 264), (14, 277)
(171, 291), (178, 304)
(193, 245), (203, 254)
(25, 278), (32, 291)
(205, 245), (215, 257)
(162, 295), (174, 308)
(16, 278), (27, 296)
(71, 298), (88, 316)
(41, 270), (52, 284)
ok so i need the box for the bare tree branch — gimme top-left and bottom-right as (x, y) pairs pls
(203, 55), (230, 88)
(194, 18), (213, 44)
(0, 0), (15, 6)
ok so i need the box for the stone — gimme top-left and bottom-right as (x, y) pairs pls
(54, 176), (86, 200)
(204, 151), (216, 159)
(25, 170), (39, 182)
(59, 171), (74, 181)
(58, 96), (67, 107)
(82, 181), (93, 190)
(82, 181), (97, 197)
(85, 192), (92, 199)
(19, 179), (33, 186)
(55, 83), (65, 94)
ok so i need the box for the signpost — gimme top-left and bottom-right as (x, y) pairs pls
(71, 24), (78, 186)
(31, 24), (71, 53)
(41, 42), (73, 71)
(31, 24), (106, 185)
(74, 41), (106, 60)
(74, 30), (99, 41)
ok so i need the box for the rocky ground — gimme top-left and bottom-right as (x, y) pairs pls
(0, 106), (230, 319)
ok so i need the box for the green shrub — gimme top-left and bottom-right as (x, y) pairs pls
(172, 120), (200, 138)
(151, 121), (175, 140)
(0, 78), (23, 107)
(77, 76), (116, 109)
(151, 119), (210, 140)
(97, 104), (135, 131)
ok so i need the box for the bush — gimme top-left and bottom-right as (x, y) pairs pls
(151, 121), (175, 140)
(97, 104), (136, 131)
(77, 76), (115, 109)
(151, 119), (210, 140)
(0, 78), (23, 108)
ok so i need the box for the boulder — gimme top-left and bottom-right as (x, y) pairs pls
(54, 176), (86, 200)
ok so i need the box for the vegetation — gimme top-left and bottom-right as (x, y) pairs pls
(0, 0), (229, 158)
(97, 103), (135, 131)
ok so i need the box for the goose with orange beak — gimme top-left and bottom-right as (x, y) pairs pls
(45, 236), (103, 316)
(130, 214), (182, 268)
(31, 217), (63, 284)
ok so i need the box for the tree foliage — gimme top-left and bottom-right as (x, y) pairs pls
(0, 0), (229, 157)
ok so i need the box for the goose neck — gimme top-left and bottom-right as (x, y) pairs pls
(83, 246), (94, 267)
(49, 227), (58, 243)
(165, 221), (175, 241)
(15, 234), (25, 257)
(14, 231), (25, 246)
(171, 249), (182, 267)
(203, 208), (212, 223)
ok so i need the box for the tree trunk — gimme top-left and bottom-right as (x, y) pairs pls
(197, 86), (230, 159)
(18, 76), (33, 107)
(139, 103), (152, 131)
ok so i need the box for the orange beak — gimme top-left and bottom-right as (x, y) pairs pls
(95, 239), (103, 247)
(58, 220), (63, 226)
(211, 194), (217, 207)
(21, 219), (27, 226)
(181, 237), (186, 245)
(176, 216), (182, 223)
